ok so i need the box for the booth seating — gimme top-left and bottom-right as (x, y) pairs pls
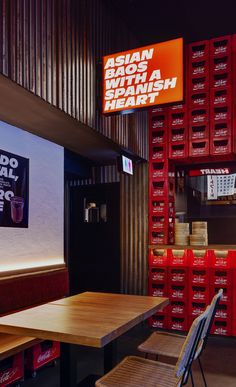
(0, 268), (68, 385)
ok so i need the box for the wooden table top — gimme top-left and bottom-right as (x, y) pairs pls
(0, 292), (168, 348)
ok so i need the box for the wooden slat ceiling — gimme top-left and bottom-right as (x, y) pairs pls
(0, 74), (123, 165)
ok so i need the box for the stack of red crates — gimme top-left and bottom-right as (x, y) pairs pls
(0, 353), (24, 386)
(168, 103), (188, 160)
(209, 36), (234, 156)
(149, 107), (175, 245)
(209, 250), (233, 336)
(188, 249), (210, 326)
(167, 249), (189, 331)
(148, 248), (169, 329)
(188, 40), (210, 157)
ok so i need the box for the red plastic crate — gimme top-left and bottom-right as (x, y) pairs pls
(210, 121), (232, 138)
(169, 141), (188, 159)
(189, 139), (209, 157)
(210, 137), (232, 155)
(169, 284), (188, 302)
(150, 144), (168, 162)
(188, 249), (210, 268)
(189, 269), (209, 286)
(189, 108), (209, 126)
(168, 268), (188, 285)
(214, 304), (232, 321)
(188, 40), (209, 62)
(189, 124), (209, 140)
(150, 231), (168, 245)
(210, 87), (232, 108)
(150, 214), (170, 231)
(189, 286), (209, 304)
(150, 162), (169, 179)
(210, 105), (232, 123)
(169, 301), (187, 317)
(150, 106), (167, 114)
(151, 113), (168, 129)
(210, 35), (232, 58)
(149, 313), (168, 329)
(149, 248), (169, 267)
(189, 92), (209, 108)
(169, 111), (187, 128)
(149, 282), (168, 298)
(169, 127), (188, 143)
(212, 72), (232, 89)
(150, 179), (175, 198)
(25, 341), (60, 374)
(210, 319), (231, 336)
(150, 199), (174, 216)
(150, 129), (168, 145)
(189, 76), (209, 94)
(210, 269), (232, 287)
(189, 59), (209, 78)
(149, 267), (168, 283)
(168, 249), (188, 267)
(167, 316), (188, 332)
(189, 301), (208, 318)
(168, 103), (186, 113)
(210, 55), (232, 75)
(210, 286), (232, 305)
(0, 353), (23, 387)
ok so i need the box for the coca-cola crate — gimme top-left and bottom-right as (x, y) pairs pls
(212, 72), (231, 89)
(210, 137), (232, 155)
(150, 106), (168, 115)
(210, 319), (231, 336)
(189, 92), (209, 108)
(189, 108), (209, 126)
(150, 229), (174, 245)
(150, 179), (175, 198)
(169, 127), (188, 143)
(149, 215), (174, 231)
(169, 301), (187, 317)
(189, 285), (209, 304)
(150, 144), (168, 162)
(210, 121), (232, 138)
(189, 124), (209, 140)
(210, 286), (232, 305)
(168, 249), (188, 267)
(0, 353), (23, 387)
(188, 249), (210, 268)
(189, 139), (209, 157)
(210, 105), (232, 123)
(149, 267), (168, 283)
(149, 248), (169, 267)
(149, 282), (168, 298)
(168, 103), (187, 113)
(167, 316), (188, 332)
(210, 268), (232, 287)
(150, 129), (168, 145)
(151, 113), (168, 129)
(169, 141), (188, 159)
(189, 301), (207, 318)
(188, 40), (209, 62)
(168, 267), (188, 285)
(210, 55), (232, 75)
(150, 162), (169, 180)
(210, 35), (232, 58)
(210, 87), (232, 108)
(150, 199), (174, 216)
(188, 76), (209, 94)
(169, 111), (187, 128)
(169, 284), (188, 302)
(25, 341), (60, 374)
(189, 59), (209, 78)
(148, 313), (168, 329)
(214, 303), (232, 321)
(189, 269), (209, 286)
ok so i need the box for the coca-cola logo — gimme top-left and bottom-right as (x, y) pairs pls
(0, 368), (17, 384)
(37, 350), (54, 364)
(192, 51), (205, 59)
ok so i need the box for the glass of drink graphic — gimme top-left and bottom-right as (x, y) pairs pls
(10, 196), (24, 223)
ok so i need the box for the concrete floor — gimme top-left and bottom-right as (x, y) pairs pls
(22, 323), (236, 386)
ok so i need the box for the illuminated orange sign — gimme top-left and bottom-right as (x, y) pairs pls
(102, 37), (183, 114)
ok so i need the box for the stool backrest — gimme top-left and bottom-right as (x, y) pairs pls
(175, 306), (210, 386)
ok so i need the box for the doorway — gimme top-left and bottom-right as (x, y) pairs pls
(68, 183), (120, 294)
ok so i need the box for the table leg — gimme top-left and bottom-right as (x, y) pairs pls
(103, 339), (117, 373)
(60, 343), (77, 387)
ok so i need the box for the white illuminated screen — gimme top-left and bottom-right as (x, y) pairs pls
(122, 155), (133, 175)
